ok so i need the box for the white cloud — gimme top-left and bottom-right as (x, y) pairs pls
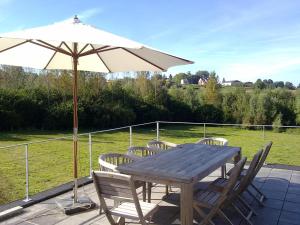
(221, 58), (300, 82)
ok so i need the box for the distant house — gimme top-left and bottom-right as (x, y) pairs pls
(222, 80), (242, 86)
(244, 82), (254, 87)
(198, 78), (207, 86)
(180, 78), (189, 85)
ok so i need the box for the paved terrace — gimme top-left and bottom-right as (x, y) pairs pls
(2, 166), (300, 225)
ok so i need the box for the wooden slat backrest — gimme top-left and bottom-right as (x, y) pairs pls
(99, 153), (136, 172)
(92, 171), (146, 224)
(254, 142), (272, 176)
(235, 149), (263, 195)
(93, 171), (133, 198)
(147, 140), (178, 150)
(222, 157), (246, 197)
(127, 146), (161, 157)
(193, 157), (246, 225)
(196, 137), (228, 146)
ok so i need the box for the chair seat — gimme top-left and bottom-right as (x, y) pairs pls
(227, 167), (247, 177)
(193, 190), (221, 208)
(110, 201), (158, 220)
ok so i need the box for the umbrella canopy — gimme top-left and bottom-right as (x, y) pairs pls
(0, 16), (193, 205)
(0, 17), (192, 72)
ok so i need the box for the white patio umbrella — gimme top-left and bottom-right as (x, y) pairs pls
(0, 16), (193, 213)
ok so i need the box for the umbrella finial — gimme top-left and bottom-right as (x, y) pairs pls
(73, 15), (80, 24)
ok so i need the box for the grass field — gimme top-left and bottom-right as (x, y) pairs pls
(1, 123), (300, 205)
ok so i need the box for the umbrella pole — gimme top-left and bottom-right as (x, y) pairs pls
(56, 44), (95, 214)
(72, 49), (79, 204)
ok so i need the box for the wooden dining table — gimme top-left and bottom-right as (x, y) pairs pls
(117, 143), (241, 225)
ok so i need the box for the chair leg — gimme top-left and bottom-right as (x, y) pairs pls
(165, 185), (169, 195)
(142, 183), (146, 202)
(147, 182), (152, 203)
(221, 165), (227, 178)
(217, 209), (234, 225)
(117, 217), (125, 225)
(250, 183), (266, 201)
(194, 205), (215, 225)
(237, 195), (258, 216)
(231, 202), (253, 225)
(246, 189), (265, 207)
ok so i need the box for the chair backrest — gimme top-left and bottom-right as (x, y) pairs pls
(222, 157), (247, 197)
(254, 141), (272, 176)
(92, 171), (145, 223)
(99, 153), (136, 172)
(235, 149), (263, 195)
(196, 137), (228, 146)
(147, 140), (178, 150)
(127, 146), (161, 158)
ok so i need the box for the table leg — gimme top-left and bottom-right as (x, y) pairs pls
(234, 149), (242, 164)
(180, 183), (193, 225)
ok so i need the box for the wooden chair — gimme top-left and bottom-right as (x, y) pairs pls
(193, 157), (247, 225)
(196, 137), (228, 146)
(99, 153), (147, 202)
(245, 141), (272, 205)
(227, 141), (272, 206)
(146, 141), (177, 195)
(208, 149), (263, 225)
(196, 137), (229, 177)
(147, 140), (178, 150)
(127, 146), (161, 158)
(92, 171), (158, 225)
(127, 146), (162, 203)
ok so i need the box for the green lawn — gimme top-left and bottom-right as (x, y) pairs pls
(0, 124), (299, 205)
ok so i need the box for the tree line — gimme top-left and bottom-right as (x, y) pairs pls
(0, 66), (299, 131)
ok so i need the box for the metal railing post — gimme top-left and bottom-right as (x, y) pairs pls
(156, 121), (159, 141)
(89, 133), (92, 178)
(262, 125), (265, 140)
(129, 126), (133, 147)
(203, 123), (206, 138)
(24, 144), (31, 202)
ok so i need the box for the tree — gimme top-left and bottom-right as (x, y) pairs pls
(204, 75), (221, 106)
(195, 70), (209, 82)
(173, 73), (188, 85)
(274, 81), (284, 88)
(254, 79), (266, 89)
(284, 82), (295, 90)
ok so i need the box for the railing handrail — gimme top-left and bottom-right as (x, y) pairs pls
(0, 121), (156, 150)
(1, 120), (300, 150)
(158, 121), (300, 128)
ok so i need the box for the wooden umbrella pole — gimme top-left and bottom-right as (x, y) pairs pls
(72, 43), (79, 203)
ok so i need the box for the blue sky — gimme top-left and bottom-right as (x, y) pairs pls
(0, 0), (300, 84)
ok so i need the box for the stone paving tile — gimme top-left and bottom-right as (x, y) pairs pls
(278, 211), (300, 225)
(288, 184), (300, 195)
(252, 198), (284, 210)
(282, 201), (300, 214)
(260, 189), (286, 200)
(252, 207), (281, 225)
(285, 193), (300, 204)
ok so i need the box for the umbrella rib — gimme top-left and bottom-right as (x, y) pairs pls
(0, 40), (30, 53)
(78, 45), (111, 57)
(31, 40), (72, 56)
(122, 48), (166, 71)
(90, 44), (111, 73)
(43, 42), (64, 70)
(78, 44), (89, 55)
(62, 42), (74, 55)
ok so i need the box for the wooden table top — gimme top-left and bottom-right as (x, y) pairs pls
(117, 143), (241, 184)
